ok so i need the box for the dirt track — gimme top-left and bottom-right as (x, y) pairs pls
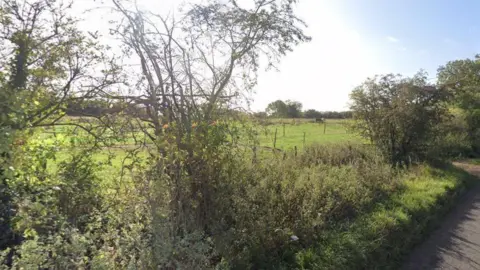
(402, 162), (480, 270)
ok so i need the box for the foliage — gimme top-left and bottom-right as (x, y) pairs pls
(438, 55), (480, 153)
(266, 100), (289, 118)
(0, 0), (117, 129)
(427, 109), (473, 158)
(265, 104), (352, 120)
(194, 144), (397, 268)
(0, 127), (16, 258)
(266, 100), (303, 118)
(0, 0), (117, 255)
(303, 109), (352, 119)
(350, 72), (450, 165)
(294, 163), (478, 269)
(319, 111), (353, 119)
(303, 109), (323, 119)
(252, 111), (268, 119)
(285, 100), (303, 118)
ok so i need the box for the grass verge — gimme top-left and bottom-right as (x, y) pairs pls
(469, 158), (480, 165)
(294, 163), (479, 269)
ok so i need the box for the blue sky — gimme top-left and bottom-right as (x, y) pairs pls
(337, 0), (480, 77)
(251, 0), (480, 111)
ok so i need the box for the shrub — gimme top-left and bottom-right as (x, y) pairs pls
(297, 143), (380, 167)
(209, 144), (398, 268)
(293, 163), (478, 269)
(350, 72), (450, 165)
(427, 111), (473, 159)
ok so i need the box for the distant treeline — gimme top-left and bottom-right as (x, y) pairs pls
(253, 107), (352, 119)
(303, 110), (352, 119)
(257, 99), (352, 119)
(66, 99), (352, 120)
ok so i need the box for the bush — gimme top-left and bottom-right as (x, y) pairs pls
(427, 111), (473, 159)
(293, 163), (478, 269)
(350, 72), (450, 165)
(209, 144), (398, 268)
(297, 143), (379, 167)
(3, 136), (109, 268)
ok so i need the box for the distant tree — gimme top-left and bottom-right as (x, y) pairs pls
(304, 109), (323, 119)
(266, 100), (288, 117)
(343, 111), (353, 118)
(303, 110), (352, 119)
(350, 71), (450, 165)
(438, 56), (480, 153)
(266, 100), (303, 118)
(253, 111), (267, 119)
(285, 100), (303, 118)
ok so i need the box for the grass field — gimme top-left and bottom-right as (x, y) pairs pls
(37, 118), (359, 151)
(37, 118), (359, 179)
(256, 120), (360, 150)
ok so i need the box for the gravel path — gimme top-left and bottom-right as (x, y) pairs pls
(402, 162), (480, 270)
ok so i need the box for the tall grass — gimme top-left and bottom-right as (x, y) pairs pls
(208, 144), (398, 268)
(295, 163), (478, 269)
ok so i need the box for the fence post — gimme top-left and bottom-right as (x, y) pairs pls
(274, 128), (278, 149)
(283, 123), (285, 137)
(324, 122), (326, 134)
(303, 131), (306, 147)
(294, 145), (297, 157)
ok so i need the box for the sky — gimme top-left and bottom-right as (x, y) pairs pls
(252, 0), (480, 112)
(77, 0), (480, 112)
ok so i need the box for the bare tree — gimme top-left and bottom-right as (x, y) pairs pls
(108, 0), (310, 150)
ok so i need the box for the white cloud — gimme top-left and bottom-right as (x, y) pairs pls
(386, 36), (399, 43)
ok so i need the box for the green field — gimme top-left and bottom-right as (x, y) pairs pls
(37, 118), (359, 151)
(37, 118), (359, 176)
(256, 119), (360, 150)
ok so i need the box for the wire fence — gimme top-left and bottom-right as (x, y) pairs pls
(37, 119), (357, 154)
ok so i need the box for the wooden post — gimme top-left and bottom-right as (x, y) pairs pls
(303, 131), (306, 147)
(324, 122), (326, 134)
(294, 145), (297, 157)
(274, 128), (278, 149)
(283, 123), (285, 137)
